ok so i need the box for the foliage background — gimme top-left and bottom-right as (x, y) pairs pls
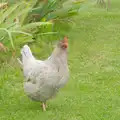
(0, 0), (82, 61)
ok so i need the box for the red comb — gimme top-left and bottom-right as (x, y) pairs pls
(63, 36), (68, 43)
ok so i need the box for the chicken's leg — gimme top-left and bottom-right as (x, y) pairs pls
(42, 102), (46, 111)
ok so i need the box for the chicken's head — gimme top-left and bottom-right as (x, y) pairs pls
(58, 36), (68, 49)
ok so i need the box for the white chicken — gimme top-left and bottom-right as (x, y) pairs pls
(21, 37), (69, 111)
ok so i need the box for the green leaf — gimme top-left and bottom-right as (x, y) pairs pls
(0, 28), (14, 49)
(0, 2), (22, 24)
(21, 22), (52, 30)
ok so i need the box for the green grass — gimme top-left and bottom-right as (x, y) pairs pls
(1, 0), (120, 119)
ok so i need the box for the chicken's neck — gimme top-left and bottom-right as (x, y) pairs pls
(48, 47), (68, 67)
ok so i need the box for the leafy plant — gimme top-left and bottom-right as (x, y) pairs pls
(23, 0), (83, 23)
(0, 1), (53, 49)
(0, 0), (83, 59)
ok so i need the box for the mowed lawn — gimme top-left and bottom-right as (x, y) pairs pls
(0, 0), (120, 120)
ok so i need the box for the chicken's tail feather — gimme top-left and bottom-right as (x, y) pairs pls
(21, 45), (34, 63)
